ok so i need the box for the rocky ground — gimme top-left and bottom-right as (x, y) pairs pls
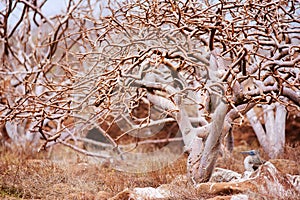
(0, 118), (299, 199)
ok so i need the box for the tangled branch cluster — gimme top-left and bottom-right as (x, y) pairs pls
(0, 0), (299, 158)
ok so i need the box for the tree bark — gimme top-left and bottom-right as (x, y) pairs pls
(193, 101), (228, 183)
(247, 103), (287, 158)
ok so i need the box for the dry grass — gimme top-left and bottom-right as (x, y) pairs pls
(1, 142), (299, 200)
(0, 118), (299, 199)
(0, 144), (189, 199)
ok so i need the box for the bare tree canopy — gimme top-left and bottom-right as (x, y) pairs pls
(0, 0), (299, 183)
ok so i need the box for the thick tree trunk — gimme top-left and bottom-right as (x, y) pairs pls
(247, 103), (287, 158)
(188, 101), (228, 183)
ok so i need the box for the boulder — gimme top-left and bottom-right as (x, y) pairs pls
(110, 162), (300, 199)
(196, 162), (300, 199)
(209, 167), (242, 182)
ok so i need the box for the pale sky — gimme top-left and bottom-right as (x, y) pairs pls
(0, 0), (111, 28)
(0, 0), (68, 27)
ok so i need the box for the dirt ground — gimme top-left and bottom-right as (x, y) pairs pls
(0, 116), (299, 200)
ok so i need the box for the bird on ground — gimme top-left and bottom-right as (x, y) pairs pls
(241, 150), (265, 172)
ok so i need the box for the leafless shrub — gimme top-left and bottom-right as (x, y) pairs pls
(0, 0), (299, 183)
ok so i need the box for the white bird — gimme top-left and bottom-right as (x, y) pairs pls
(241, 150), (265, 172)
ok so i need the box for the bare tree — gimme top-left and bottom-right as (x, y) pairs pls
(0, 0), (299, 183)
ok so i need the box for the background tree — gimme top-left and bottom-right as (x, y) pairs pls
(0, 0), (299, 183)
